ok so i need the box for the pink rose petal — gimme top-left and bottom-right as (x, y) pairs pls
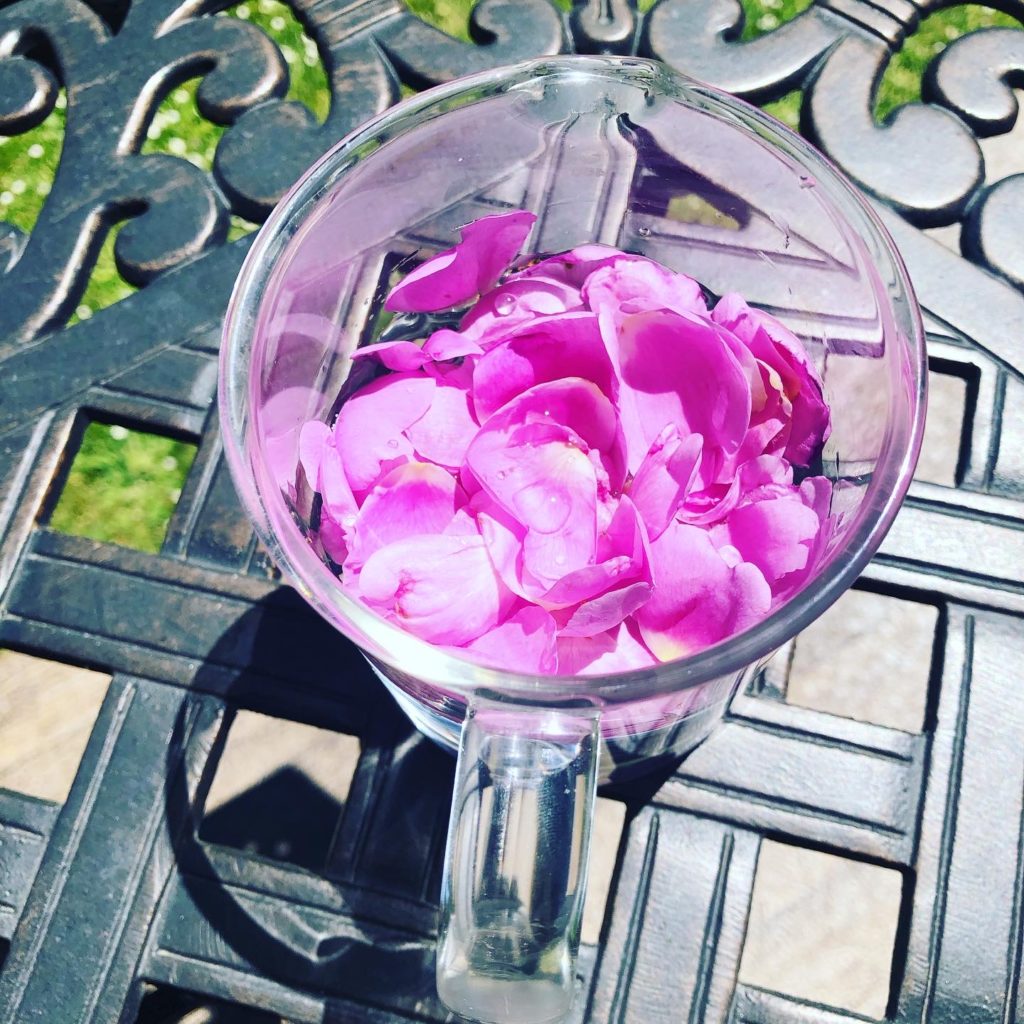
(332, 372), (435, 492)
(443, 507), (480, 536)
(740, 454), (794, 490)
(472, 312), (616, 422)
(617, 309), (752, 473)
(716, 543), (744, 568)
(467, 379), (629, 587)
(539, 558), (633, 609)
(358, 533), (511, 645)
(504, 377), (628, 491)
(584, 258), (707, 335)
(460, 606), (558, 674)
(471, 460), (649, 620)
(385, 210), (537, 313)
(319, 515), (349, 565)
(770, 475), (835, 602)
(676, 477), (739, 527)
(479, 423), (600, 588)
(711, 489), (821, 587)
(554, 497), (652, 635)
(298, 419), (332, 489)
(457, 461), (484, 501)
(598, 493), (651, 564)
(713, 293), (831, 467)
(423, 329), (483, 361)
(345, 462), (457, 572)
(692, 320), (776, 483)
(473, 492), (534, 598)
(471, 495), (648, 638)
(799, 475), (832, 520)
(629, 425), (704, 540)
(350, 340), (430, 372)
(676, 455), (791, 528)
(459, 276), (584, 348)
(635, 520), (771, 660)
(557, 620), (657, 676)
(318, 443), (358, 532)
(406, 379), (479, 470)
(522, 523), (595, 590)
(466, 377), (625, 525)
(423, 357), (475, 388)
(741, 359), (793, 460)
(540, 496), (648, 605)
(509, 244), (632, 290)
(557, 581), (652, 638)
(317, 443), (358, 563)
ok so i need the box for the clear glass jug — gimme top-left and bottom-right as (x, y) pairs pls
(219, 56), (925, 1024)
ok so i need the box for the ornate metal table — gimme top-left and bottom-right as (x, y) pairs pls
(1, 1), (1023, 1021)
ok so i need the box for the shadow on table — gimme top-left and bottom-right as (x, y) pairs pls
(200, 765), (343, 872)
(158, 588), (688, 1021)
(160, 590), (452, 1019)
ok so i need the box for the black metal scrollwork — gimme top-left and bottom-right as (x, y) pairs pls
(0, 0), (568, 345)
(645, 0), (1024, 284)
(0, 0), (297, 344)
(4, 0), (1024, 348)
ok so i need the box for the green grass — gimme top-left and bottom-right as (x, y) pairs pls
(740, 0), (813, 39)
(1, 0), (1020, 550)
(404, 0), (475, 38)
(49, 423), (197, 553)
(0, 94), (64, 266)
(875, 5), (1019, 120)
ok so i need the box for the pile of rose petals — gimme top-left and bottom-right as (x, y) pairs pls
(298, 210), (833, 675)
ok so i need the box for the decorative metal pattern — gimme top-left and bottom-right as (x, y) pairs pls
(0, 0), (1022, 1021)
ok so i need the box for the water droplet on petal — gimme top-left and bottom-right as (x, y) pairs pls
(496, 469), (508, 480)
(513, 483), (571, 533)
(799, 175), (815, 189)
(495, 293), (517, 315)
(386, 439), (399, 449)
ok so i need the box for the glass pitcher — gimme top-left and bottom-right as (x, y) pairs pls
(219, 56), (925, 1024)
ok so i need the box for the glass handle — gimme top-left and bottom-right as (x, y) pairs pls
(436, 700), (601, 1024)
